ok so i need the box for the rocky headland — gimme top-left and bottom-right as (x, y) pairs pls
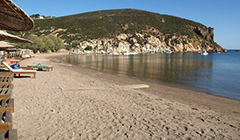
(21, 9), (225, 53)
(76, 26), (223, 54)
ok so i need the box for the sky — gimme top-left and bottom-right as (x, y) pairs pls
(14, 0), (240, 49)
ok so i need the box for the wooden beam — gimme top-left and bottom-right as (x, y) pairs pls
(0, 123), (11, 130)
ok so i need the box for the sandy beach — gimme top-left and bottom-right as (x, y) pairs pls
(12, 53), (240, 140)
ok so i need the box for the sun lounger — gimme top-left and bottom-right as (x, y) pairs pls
(0, 84), (13, 100)
(0, 129), (17, 140)
(0, 110), (12, 130)
(0, 111), (17, 140)
(0, 98), (14, 112)
(0, 72), (14, 84)
(2, 62), (37, 78)
(27, 64), (53, 71)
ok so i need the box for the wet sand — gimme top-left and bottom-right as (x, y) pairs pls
(12, 53), (240, 139)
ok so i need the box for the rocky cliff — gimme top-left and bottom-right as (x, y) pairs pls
(22, 9), (225, 53)
(75, 26), (223, 54)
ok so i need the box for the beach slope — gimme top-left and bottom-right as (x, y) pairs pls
(12, 53), (240, 139)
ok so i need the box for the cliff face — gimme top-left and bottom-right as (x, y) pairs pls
(194, 27), (214, 42)
(23, 9), (224, 53)
(73, 27), (223, 53)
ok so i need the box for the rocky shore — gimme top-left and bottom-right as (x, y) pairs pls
(71, 27), (225, 54)
(12, 53), (239, 139)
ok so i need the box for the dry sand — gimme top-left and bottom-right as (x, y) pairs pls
(12, 53), (240, 140)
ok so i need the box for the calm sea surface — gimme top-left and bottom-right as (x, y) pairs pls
(62, 50), (240, 100)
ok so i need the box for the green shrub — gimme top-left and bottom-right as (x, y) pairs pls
(22, 35), (65, 53)
(84, 46), (92, 51)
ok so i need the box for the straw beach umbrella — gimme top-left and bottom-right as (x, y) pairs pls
(0, 41), (20, 60)
(0, 41), (18, 50)
(0, 0), (34, 31)
(0, 30), (32, 43)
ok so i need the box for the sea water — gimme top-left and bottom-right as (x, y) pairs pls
(63, 50), (240, 100)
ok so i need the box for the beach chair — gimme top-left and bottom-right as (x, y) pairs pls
(0, 72), (14, 84)
(27, 64), (53, 71)
(2, 62), (37, 78)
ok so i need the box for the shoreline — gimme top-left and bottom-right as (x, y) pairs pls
(62, 52), (240, 101)
(51, 53), (240, 117)
(12, 53), (240, 139)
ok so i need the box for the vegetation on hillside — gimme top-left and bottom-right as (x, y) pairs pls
(15, 9), (217, 52)
(20, 35), (65, 53)
(30, 14), (55, 19)
(23, 9), (206, 43)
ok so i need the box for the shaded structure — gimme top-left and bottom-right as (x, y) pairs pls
(0, 30), (32, 43)
(0, 41), (18, 59)
(0, 0), (34, 31)
(0, 0), (34, 60)
(0, 2), (35, 138)
(0, 41), (18, 50)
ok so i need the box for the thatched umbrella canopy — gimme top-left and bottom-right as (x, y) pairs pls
(6, 47), (17, 51)
(0, 41), (19, 50)
(0, 30), (32, 43)
(0, 0), (34, 31)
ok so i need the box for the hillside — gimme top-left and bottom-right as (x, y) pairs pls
(20, 9), (224, 53)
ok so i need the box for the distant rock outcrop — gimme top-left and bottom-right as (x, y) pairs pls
(194, 27), (214, 42)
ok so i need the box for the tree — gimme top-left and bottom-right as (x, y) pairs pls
(40, 36), (54, 52)
(30, 14), (40, 18)
(48, 35), (65, 52)
(22, 35), (65, 53)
